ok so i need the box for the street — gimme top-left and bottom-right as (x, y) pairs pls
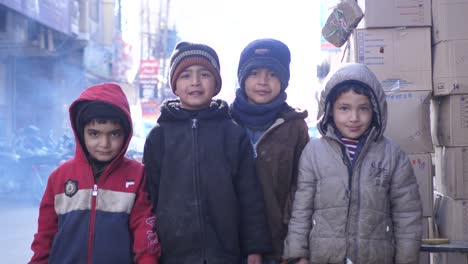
(0, 197), (38, 263)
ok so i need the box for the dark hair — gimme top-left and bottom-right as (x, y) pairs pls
(326, 81), (378, 128)
(85, 118), (122, 127)
(328, 82), (372, 108)
(74, 101), (130, 156)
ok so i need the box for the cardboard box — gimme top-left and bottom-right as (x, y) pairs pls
(433, 94), (468, 146)
(434, 146), (468, 199)
(353, 28), (432, 92)
(385, 91), (433, 154)
(434, 195), (468, 241)
(408, 153), (434, 216)
(419, 252), (429, 264)
(433, 40), (468, 95)
(357, 0), (431, 28)
(432, 252), (468, 264)
(432, 0), (468, 44)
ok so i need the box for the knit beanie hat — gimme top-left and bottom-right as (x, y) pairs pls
(74, 101), (130, 150)
(169, 41), (222, 96)
(237, 38), (291, 91)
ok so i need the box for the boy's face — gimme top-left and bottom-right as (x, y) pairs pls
(332, 90), (373, 139)
(175, 65), (217, 110)
(244, 67), (281, 104)
(84, 120), (125, 162)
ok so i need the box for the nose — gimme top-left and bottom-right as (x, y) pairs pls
(191, 74), (201, 86)
(257, 71), (268, 85)
(100, 135), (111, 148)
(350, 110), (359, 122)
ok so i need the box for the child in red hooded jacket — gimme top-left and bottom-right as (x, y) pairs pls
(29, 82), (160, 264)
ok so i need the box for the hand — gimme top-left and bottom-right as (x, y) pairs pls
(247, 254), (262, 264)
(297, 258), (309, 264)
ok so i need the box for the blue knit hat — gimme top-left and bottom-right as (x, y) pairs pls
(237, 38), (291, 91)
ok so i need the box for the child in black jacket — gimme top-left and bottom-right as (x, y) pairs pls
(143, 41), (272, 264)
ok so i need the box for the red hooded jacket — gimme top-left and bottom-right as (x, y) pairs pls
(30, 83), (160, 264)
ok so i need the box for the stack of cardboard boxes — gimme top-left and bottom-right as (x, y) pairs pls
(431, 0), (468, 263)
(345, 0), (468, 263)
(349, 1), (434, 263)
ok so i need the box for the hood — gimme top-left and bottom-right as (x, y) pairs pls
(158, 98), (230, 122)
(317, 63), (387, 140)
(69, 82), (133, 163)
(280, 104), (308, 121)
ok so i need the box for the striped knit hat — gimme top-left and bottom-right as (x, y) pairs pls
(169, 41), (222, 95)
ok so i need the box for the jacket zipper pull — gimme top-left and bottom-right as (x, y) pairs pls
(92, 184), (98, 196)
(192, 118), (198, 129)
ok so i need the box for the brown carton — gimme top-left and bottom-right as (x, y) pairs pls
(433, 94), (468, 146)
(385, 91), (433, 154)
(432, 0), (468, 44)
(434, 146), (468, 199)
(408, 153), (434, 217)
(357, 0), (431, 28)
(434, 194), (468, 241)
(433, 40), (468, 96)
(432, 252), (468, 264)
(353, 28), (432, 92)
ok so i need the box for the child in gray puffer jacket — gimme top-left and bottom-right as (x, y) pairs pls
(283, 63), (422, 264)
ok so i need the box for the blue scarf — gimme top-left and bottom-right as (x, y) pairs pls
(231, 88), (287, 129)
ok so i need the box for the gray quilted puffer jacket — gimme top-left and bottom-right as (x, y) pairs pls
(283, 63), (422, 264)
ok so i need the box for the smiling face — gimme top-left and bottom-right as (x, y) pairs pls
(174, 65), (217, 110)
(244, 67), (281, 104)
(84, 119), (125, 162)
(332, 89), (373, 139)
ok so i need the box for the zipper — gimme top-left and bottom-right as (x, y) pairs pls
(255, 118), (284, 146)
(191, 118), (207, 262)
(87, 183), (98, 264)
(340, 128), (375, 263)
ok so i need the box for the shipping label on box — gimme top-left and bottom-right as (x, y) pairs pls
(435, 195), (468, 241)
(434, 146), (468, 199)
(408, 153), (434, 217)
(432, 0), (468, 44)
(354, 28), (432, 92)
(357, 0), (431, 28)
(385, 91), (433, 153)
(435, 94), (468, 146)
(433, 40), (468, 95)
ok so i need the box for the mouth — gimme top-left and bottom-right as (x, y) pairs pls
(188, 91), (204, 96)
(348, 127), (361, 132)
(255, 90), (270, 96)
(97, 151), (112, 156)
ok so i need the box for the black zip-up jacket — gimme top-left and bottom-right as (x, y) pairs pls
(143, 99), (272, 264)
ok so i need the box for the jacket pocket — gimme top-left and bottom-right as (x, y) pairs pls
(370, 161), (390, 188)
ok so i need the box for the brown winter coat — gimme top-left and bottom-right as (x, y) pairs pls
(283, 63), (422, 264)
(253, 105), (309, 260)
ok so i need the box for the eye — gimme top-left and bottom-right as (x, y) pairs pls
(249, 70), (258, 76)
(111, 131), (122, 137)
(269, 71), (278, 78)
(201, 71), (213, 78)
(87, 130), (98, 137)
(179, 72), (190, 79)
(339, 106), (349, 111)
(360, 105), (371, 112)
